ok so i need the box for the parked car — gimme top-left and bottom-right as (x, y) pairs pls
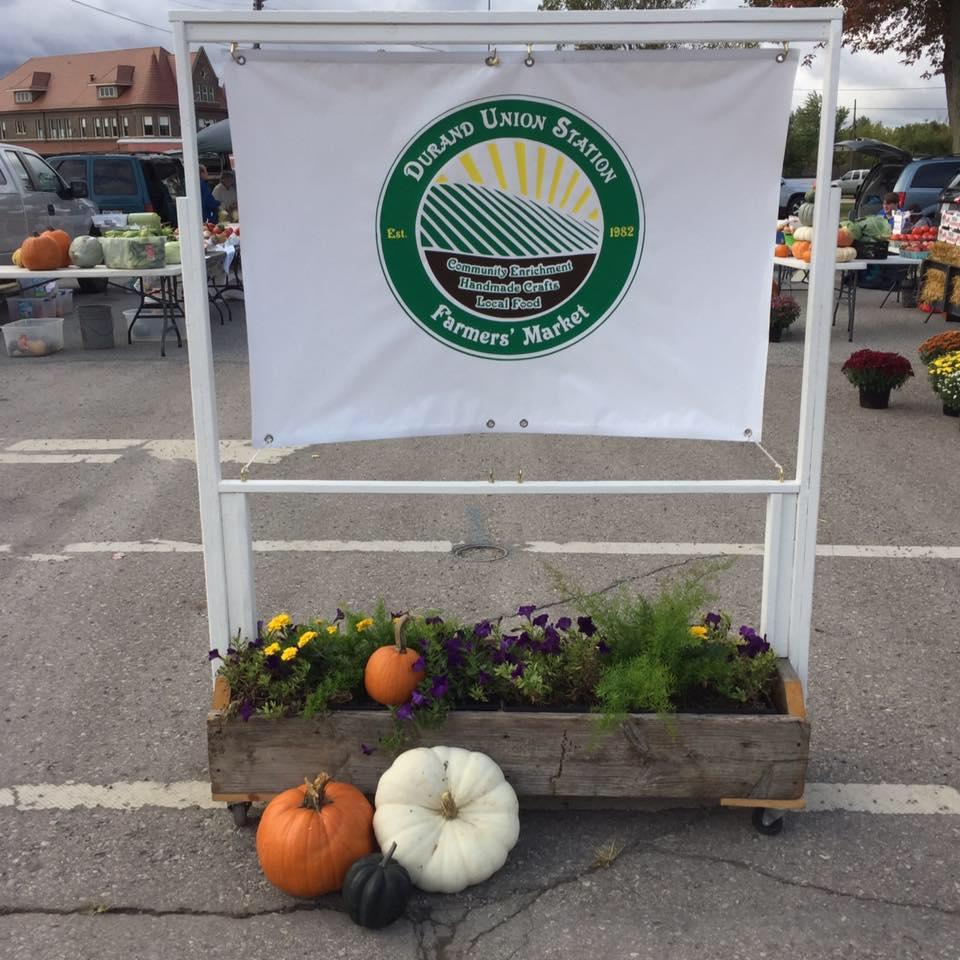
(831, 168), (869, 196)
(937, 171), (960, 215)
(779, 176), (815, 216)
(836, 139), (960, 220)
(0, 142), (105, 292)
(48, 153), (184, 226)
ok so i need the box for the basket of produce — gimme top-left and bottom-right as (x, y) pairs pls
(100, 231), (166, 270)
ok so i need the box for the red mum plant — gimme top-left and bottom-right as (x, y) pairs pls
(841, 350), (914, 393)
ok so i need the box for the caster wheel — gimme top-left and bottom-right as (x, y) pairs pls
(229, 802), (251, 827)
(752, 807), (785, 836)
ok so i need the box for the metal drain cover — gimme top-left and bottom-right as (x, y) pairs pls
(452, 543), (509, 563)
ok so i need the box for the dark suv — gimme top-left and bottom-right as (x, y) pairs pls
(837, 139), (960, 220)
(48, 153), (184, 226)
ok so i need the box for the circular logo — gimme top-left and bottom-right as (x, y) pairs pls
(377, 97), (643, 360)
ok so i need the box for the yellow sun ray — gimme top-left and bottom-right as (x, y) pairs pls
(459, 153), (484, 184)
(559, 169), (580, 209)
(571, 187), (592, 215)
(487, 142), (508, 190)
(535, 146), (546, 200)
(588, 208), (600, 221)
(435, 175), (449, 184)
(547, 155), (565, 205)
(514, 140), (528, 196)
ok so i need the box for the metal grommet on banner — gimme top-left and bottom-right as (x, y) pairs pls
(524, 44), (535, 68)
(230, 42), (247, 66)
(517, 468), (523, 484)
(484, 48), (500, 67)
(775, 42), (789, 64)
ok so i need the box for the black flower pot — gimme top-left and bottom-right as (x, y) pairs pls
(859, 387), (890, 409)
(769, 326), (783, 343)
(943, 403), (960, 418)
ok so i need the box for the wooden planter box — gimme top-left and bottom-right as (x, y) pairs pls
(208, 659), (808, 808)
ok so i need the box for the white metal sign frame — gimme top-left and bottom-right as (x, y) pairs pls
(170, 8), (843, 694)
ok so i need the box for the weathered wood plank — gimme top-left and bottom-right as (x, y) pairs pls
(207, 660), (809, 802)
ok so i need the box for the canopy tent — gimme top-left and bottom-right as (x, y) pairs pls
(197, 117), (232, 153)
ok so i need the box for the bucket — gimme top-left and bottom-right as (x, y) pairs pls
(78, 305), (116, 350)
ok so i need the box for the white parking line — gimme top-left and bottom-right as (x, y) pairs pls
(16, 539), (957, 561)
(0, 453), (123, 464)
(1, 781), (958, 814)
(6, 439), (145, 451)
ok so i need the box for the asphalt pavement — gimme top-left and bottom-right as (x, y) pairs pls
(0, 278), (958, 960)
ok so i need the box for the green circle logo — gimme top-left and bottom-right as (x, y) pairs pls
(377, 97), (643, 360)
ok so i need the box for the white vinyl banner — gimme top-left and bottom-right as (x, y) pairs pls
(225, 50), (796, 446)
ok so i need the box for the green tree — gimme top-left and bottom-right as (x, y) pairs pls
(538, 0), (700, 49)
(748, 1), (960, 154)
(784, 93), (849, 176)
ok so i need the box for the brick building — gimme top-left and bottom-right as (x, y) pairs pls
(0, 46), (227, 155)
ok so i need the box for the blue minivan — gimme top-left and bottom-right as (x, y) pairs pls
(48, 153), (184, 226)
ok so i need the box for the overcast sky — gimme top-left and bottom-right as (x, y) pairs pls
(0, 0), (948, 128)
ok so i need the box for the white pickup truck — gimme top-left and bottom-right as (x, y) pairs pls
(0, 142), (103, 292)
(779, 177), (815, 216)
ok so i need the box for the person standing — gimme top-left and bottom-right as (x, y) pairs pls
(199, 164), (220, 223)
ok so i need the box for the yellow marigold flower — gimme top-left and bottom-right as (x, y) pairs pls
(266, 613), (292, 633)
(689, 625), (708, 638)
(297, 631), (318, 648)
(263, 642), (281, 656)
(326, 624), (339, 635)
(280, 646), (298, 661)
(355, 617), (375, 632)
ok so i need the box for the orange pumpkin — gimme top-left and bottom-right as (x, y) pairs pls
(837, 227), (854, 247)
(19, 233), (63, 271)
(791, 240), (811, 261)
(774, 244), (790, 258)
(256, 773), (375, 898)
(44, 228), (71, 267)
(364, 614), (425, 706)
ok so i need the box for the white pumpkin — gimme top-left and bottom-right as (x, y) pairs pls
(373, 746), (519, 894)
(835, 246), (857, 262)
(792, 226), (814, 242)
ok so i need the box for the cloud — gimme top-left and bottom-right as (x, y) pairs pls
(1, 0), (947, 128)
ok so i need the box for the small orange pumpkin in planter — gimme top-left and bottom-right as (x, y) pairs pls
(256, 773), (375, 898)
(43, 228), (71, 266)
(19, 233), (63, 271)
(364, 613), (425, 706)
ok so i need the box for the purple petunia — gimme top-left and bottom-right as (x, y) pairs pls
(208, 649), (222, 661)
(238, 700), (254, 722)
(390, 610), (407, 620)
(540, 625), (561, 654)
(256, 619), (264, 639)
(473, 620), (493, 639)
(532, 613), (549, 628)
(555, 616), (572, 631)
(517, 604), (537, 619)
(411, 690), (429, 707)
(511, 662), (525, 679)
(477, 670), (491, 686)
(411, 656), (426, 672)
(738, 625), (770, 658)
(597, 640), (611, 655)
(514, 631), (531, 648)
(425, 615), (444, 626)
(430, 675), (449, 699)
(395, 702), (414, 721)
(361, 742), (375, 756)
(334, 608), (345, 623)
(705, 612), (722, 626)
(578, 616), (597, 637)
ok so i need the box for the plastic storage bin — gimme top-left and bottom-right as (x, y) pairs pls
(6, 296), (59, 323)
(2, 318), (65, 357)
(56, 289), (74, 317)
(123, 308), (185, 342)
